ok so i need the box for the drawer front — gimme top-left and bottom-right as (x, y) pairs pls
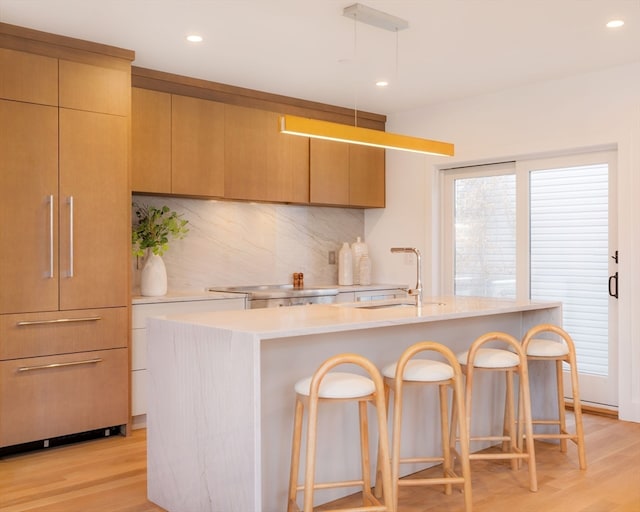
(132, 298), (245, 328)
(0, 307), (128, 360)
(0, 347), (128, 447)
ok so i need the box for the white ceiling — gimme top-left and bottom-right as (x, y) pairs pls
(1, 0), (639, 115)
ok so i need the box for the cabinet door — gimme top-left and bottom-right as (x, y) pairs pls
(0, 100), (59, 314)
(59, 60), (130, 116)
(172, 94), (225, 197)
(225, 104), (309, 203)
(59, 109), (129, 310)
(0, 48), (58, 105)
(0, 348), (128, 447)
(310, 138), (350, 205)
(131, 87), (171, 193)
(349, 145), (385, 207)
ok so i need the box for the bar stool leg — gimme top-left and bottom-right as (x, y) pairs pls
(438, 383), (453, 495)
(288, 397), (304, 512)
(358, 400), (373, 503)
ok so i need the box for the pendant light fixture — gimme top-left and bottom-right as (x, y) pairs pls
(279, 3), (454, 157)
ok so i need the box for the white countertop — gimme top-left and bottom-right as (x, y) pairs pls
(158, 295), (561, 340)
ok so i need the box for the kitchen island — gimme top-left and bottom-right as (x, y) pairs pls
(146, 296), (561, 512)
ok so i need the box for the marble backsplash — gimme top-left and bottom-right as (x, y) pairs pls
(132, 195), (365, 291)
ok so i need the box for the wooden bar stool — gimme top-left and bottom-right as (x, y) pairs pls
(453, 331), (538, 492)
(376, 341), (472, 512)
(287, 353), (393, 512)
(520, 324), (586, 469)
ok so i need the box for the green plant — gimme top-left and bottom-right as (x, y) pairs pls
(132, 203), (189, 257)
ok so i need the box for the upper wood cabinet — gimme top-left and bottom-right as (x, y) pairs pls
(225, 104), (309, 204)
(59, 60), (130, 115)
(131, 87), (171, 194)
(310, 139), (350, 205)
(172, 94), (225, 197)
(0, 48), (58, 105)
(130, 67), (387, 207)
(349, 144), (385, 207)
(131, 89), (225, 197)
(310, 139), (385, 208)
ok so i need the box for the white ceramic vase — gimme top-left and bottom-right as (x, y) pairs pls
(140, 250), (168, 296)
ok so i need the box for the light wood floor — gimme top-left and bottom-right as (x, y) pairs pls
(0, 413), (639, 512)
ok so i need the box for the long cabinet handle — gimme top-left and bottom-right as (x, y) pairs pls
(68, 196), (74, 278)
(17, 358), (103, 372)
(16, 316), (102, 327)
(48, 194), (54, 279)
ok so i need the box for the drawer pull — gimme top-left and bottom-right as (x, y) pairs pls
(16, 316), (102, 327)
(17, 358), (103, 372)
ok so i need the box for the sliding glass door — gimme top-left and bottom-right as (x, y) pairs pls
(442, 151), (618, 408)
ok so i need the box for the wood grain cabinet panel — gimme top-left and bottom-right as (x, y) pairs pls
(348, 145), (385, 207)
(310, 139), (385, 208)
(310, 139), (350, 205)
(225, 104), (309, 203)
(131, 87), (171, 193)
(0, 100), (59, 314)
(0, 347), (128, 447)
(0, 307), (127, 360)
(59, 109), (129, 310)
(172, 94), (225, 197)
(59, 59), (130, 116)
(0, 48), (58, 105)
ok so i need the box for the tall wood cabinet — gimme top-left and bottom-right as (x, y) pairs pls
(130, 67), (387, 207)
(0, 26), (133, 448)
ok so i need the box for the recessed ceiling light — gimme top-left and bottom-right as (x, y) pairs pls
(376, 80), (389, 87)
(186, 34), (203, 43)
(606, 19), (624, 28)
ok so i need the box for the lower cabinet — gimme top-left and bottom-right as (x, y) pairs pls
(0, 307), (128, 449)
(0, 348), (128, 447)
(132, 297), (246, 427)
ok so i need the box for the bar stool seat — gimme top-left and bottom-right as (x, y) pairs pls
(520, 324), (586, 470)
(287, 353), (393, 512)
(453, 332), (538, 493)
(295, 372), (376, 398)
(376, 342), (472, 512)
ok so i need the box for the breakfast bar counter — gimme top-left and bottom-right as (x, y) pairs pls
(146, 296), (561, 512)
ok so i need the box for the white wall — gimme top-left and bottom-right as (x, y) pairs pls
(367, 62), (640, 422)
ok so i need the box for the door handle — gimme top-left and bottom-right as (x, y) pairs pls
(17, 358), (102, 372)
(608, 272), (618, 299)
(68, 196), (74, 278)
(48, 194), (54, 279)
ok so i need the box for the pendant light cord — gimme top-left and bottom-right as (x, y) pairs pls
(352, 15), (359, 128)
